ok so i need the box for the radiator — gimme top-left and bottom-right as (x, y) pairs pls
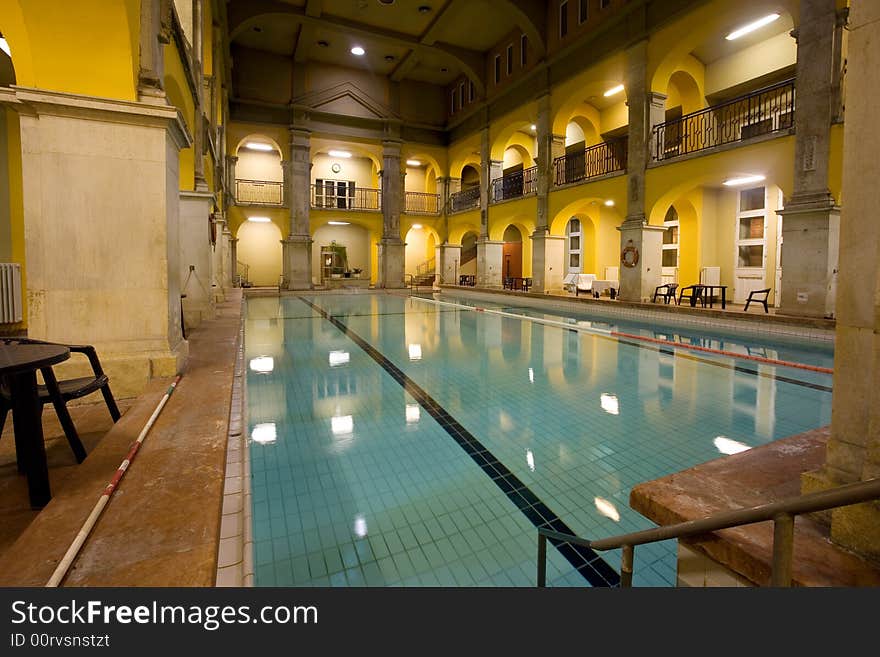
(0, 263), (23, 323)
(700, 266), (721, 286)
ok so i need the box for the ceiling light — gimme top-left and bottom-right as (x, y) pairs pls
(245, 142), (274, 151)
(530, 124), (536, 131)
(440, 67), (448, 73)
(350, 46), (365, 56)
(603, 84), (624, 97)
(248, 216), (271, 223)
(604, 199), (615, 207)
(253, 26), (262, 33)
(411, 223), (423, 229)
(725, 13), (780, 40)
(328, 221), (350, 226)
(723, 174), (765, 186)
(249, 356), (274, 373)
(328, 149), (352, 158)
(0, 38), (10, 58)
(406, 159), (421, 166)
(317, 40), (329, 48)
(385, 55), (396, 62)
(251, 423), (277, 445)
(418, 5), (432, 13)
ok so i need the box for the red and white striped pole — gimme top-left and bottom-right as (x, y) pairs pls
(45, 373), (183, 587)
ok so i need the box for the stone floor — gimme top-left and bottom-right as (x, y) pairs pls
(0, 290), (241, 586)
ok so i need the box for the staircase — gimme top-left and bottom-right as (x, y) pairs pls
(409, 257), (436, 290)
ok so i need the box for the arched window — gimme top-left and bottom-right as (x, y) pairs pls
(566, 218), (582, 273)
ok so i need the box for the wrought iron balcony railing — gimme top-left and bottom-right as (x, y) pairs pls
(404, 191), (441, 215)
(653, 78), (795, 161)
(491, 165), (538, 202)
(235, 179), (283, 205)
(310, 184), (381, 211)
(449, 185), (481, 213)
(553, 138), (628, 186)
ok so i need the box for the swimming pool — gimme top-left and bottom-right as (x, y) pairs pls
(245, 292), (833, 587)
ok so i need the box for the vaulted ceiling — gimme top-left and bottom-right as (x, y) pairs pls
(226, 0), (547, 93)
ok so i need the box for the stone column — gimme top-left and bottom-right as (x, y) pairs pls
(800, 0), (880, 559)
(281, 158), (291, 207)
(226, 155), (238, 208)
(5, 88), (191, 397)
(212, 212), (227, 301)
(229, 236), (238, 287)
(282, 128), (312, 290)
(479, 127), (491, 239)
(137, 0), (166, 103)
(618, 41), (666, 302)
(377, 140), (405, 288)
(777, 0), (840, 319)
(437, 244), (461, 286)
(531, 93), (565, 292)
(179, 189), (216, 328)
(477, 240), (504, 288)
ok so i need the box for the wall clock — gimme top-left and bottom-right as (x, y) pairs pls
(331, 163), (341, 173)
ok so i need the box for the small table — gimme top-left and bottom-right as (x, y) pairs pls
(503, 277), (531, 291)
(0, 343), (70, 507)
(698, 284), (728, 309)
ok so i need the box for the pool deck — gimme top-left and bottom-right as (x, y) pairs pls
(630, 426), (880, 587)
(0, 287), (863, 587)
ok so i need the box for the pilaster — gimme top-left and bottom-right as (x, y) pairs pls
(377, 139), (405, 288)
(283, 128), (312, 290)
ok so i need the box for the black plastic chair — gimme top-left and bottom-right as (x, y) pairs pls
(0, 338), (121, 465)
(678, 284), (707, 307)
(653, 283), (678, 304)
(744, 288), (771, 313)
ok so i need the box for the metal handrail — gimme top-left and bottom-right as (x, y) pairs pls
(449, 185), (480, 213)
(652, 78), (795, 161)
(553, 138), (628, 186)
(491, 165), (538, 202)
(537, 476), (880, 587)
(310, 184), (381, 211)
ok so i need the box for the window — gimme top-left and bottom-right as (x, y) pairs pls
(579, 0), (589, 23)
(560, 1), (569, 38)
(521, 35), (528, 67)
(506, 44), (513, 75)
(451, 90), (455, 114)
(494, 55), (501, 84)
(662, 206), (679, 268)
(469, 80), (475, 102)
(314, 179), (355, 209)
(459, 82), (465, 108)
(735, 187), (766, 268)
(567, 218), (582, 271)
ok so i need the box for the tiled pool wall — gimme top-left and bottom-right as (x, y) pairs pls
(438, 289), (835, 346)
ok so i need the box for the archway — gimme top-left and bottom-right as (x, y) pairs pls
(236, 220), (282, 286)
(234, 135), (284, 205)
(502, 224), (523, 279)
(404, 224), (440, 276)
(312, 222), (372, 285)
(459, 231), (478, 277)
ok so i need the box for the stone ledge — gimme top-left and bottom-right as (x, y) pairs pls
(629, 427), (880, 587)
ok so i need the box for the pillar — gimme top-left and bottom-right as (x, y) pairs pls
(179, 189), (216, 328)
(618, 41), (666, 302)
(6, 88), (190, 397)
(777, 0), (840, 319)
(437, 244), (461, 285)
(477, 240), (504, 288)
(377, 140), (405, 288)
(229, 236), (238, 287)
(800, 0), (880, 559)
(137, 0), (166, 103)
(212, 212), (227, 301)
(531, 93), (565, 292)
(282, 128), (312, 290)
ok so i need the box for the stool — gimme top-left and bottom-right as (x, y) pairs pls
(744, 288), (771, 313)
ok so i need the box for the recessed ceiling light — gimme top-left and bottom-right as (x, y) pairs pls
(253, 26), (262, 33)
(317, 40), (329, 48)
(418, 5), (432, 13)
(411, 223), (423, 229)
(328, 149), (352, 158)
(529, 124), (536, 131)
(378, 0), (395, 4)
(350, 46), (365, 56)
(385, 55), (396, 62)
(603, 84), (624, 97)
(604, 199), (615, 206)
(440, 67), (448, 73)
(406, 159), (421, 166)
(723, 174), (765, 186)
(725, 13), (780, 41)
(328, 221), (350, 226)
(245, 142), (275, 151)
(248, 216), (271, 223)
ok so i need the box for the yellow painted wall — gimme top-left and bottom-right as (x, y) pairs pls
(227, 205), (288, 237)
(228, 123), (287, 156)
(0, 0), (139, 101)
(0, 107), (26, 331)
(202, 0), (213, 76)
(236, 150), (283, 182)
(236, 220), (282, 286)
(404, 226), (433, 274)
(312, 223), (372, 283)
(705, 32), (797, 96)
(164, 39), (196, 191)
(312, 154), (376, 187)
(599, 101), (628, 134)
(405, 166), (426, 192)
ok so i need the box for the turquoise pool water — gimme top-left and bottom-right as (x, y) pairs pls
(245, 292), (833, 587)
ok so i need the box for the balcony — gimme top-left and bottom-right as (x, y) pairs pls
(491, 165), (537, 203)
(449, 185), (480, 213)
(234, 179), (283, 206)
(404, 191), (441, 215)
(653, 78), (795, 162)
(554, 138), (628, 186)
(310, 184), (381, 211)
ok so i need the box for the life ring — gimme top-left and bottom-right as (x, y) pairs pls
(621, 244), (639, 268)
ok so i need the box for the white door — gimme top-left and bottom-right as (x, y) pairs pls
(775, 211), (783, 308)
(733, 186), (768, 303)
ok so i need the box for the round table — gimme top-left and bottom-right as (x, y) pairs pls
(0, 343), (70, 507)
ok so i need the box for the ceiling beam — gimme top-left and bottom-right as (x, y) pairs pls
(390, 51), (419, 82)
(499, 0), (547, 57)
(293, 23), (314, 63)
(228, 0), (486, 93)
(390, 0), (462, 83)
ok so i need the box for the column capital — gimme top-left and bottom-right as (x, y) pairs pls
(648, 91), (667, 108)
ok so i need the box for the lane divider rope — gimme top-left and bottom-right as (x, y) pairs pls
(45, 373), (184, 587)
(410, 295), (832, 375)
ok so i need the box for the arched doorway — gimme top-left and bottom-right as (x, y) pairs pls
(502, 225), (523, 279)
(460, 231), (478, 280)
(236, 219), (282, 286)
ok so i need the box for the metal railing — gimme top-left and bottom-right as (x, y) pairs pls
(491, 165), (538, 202)
(653, 78), (795, 161)
(235, 260), (250, 288)
(537, 476), (880, 587)
(235, 179), (283, 205)
(449, 185), (481, 213)
(405, 191), (441, 215)
(415, 257), (435, 277)
(554, 138), (628, 186)
(310, 185), (381, 211)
